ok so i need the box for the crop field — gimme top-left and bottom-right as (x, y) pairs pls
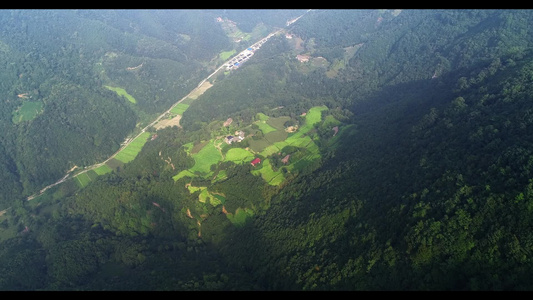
(248, 138), (271, 153)
(12, 101), (43, 123)
(75, 172), (92, 188)
(256, 112), (269, 121)
(94, 164), (113, 175)
(224, 148), (254, 164)
(114, 131), (151, 163)
(189, 140), (222, 175)
(302, 105), (328, 130)
(104, 86), (137, 104)
(264, 130), (288, 144)
(267, 116), (291, 130)
(256, 121), (277, 134)
(170, 103), (190, 115)
(252, 159), (284, 186)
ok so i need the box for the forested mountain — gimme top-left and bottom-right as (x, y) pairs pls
(0, 9), (304, 208)
(2, 9), (533, 291)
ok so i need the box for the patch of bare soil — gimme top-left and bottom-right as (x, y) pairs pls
(189, 81), (213, 100)
(154, 114), (182, 130)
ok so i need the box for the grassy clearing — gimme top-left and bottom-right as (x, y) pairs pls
(226, 207), (254, 227)
(173, 169), (195, 182)
(170, 103), (190, 115)
(12, 101), (43, 123)
(114, 131), (151, 163)
(105, 86), (137, 104)
(220, 50), (236, 61)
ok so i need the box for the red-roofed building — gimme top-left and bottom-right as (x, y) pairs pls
(250, 158), (261, 167)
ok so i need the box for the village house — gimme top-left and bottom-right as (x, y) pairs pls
(250, 158), (261, 167)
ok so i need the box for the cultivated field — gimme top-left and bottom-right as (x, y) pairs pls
(114, 131), (152, 163)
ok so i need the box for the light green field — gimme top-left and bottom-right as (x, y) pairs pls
(220, 50), (236, 61)
(300, 105), (328, 131)
(75, 172), (92, 188)
(256, 112), (269, 121)
(105, 86), (137, 104)
(199, 189), (210, 203)
(170, 103), (190, 115)
(189, 140), (223, 175)
(12, 101), (43, 123)
(256, 121), (277, 134)
(224, 148), (254, 164)
(252, 159), (284, 186)
(94, 164), (113, 175)
(213, 169), (227, 182)
(173, 169), (195, 181)
(114, 131), (151, 163)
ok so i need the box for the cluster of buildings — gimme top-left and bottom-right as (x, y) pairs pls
(225, 130), (245, 144)
(224, 33), (274, 71)
(225, 48), (255, 71)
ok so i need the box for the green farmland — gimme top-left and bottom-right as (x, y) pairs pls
(224, 148), (255, 164)
(114, 131), (152, 163)
(173, 105), (333, 187)
(170, 103), (190, 115)
(94, 164), (113, 175)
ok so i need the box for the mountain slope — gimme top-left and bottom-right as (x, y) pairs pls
(2, 9), (533, 291)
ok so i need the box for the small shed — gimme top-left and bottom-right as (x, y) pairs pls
(250, 158), (261, 166)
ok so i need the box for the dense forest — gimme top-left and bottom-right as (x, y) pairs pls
(1, 9), (533, 290)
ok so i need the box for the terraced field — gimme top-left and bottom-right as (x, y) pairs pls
(173, 105), (332, 187)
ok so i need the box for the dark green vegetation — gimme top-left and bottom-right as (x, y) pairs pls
(2, 9), (533, 291)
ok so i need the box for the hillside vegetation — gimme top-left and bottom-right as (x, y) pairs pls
(2, 9), (533, 291)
